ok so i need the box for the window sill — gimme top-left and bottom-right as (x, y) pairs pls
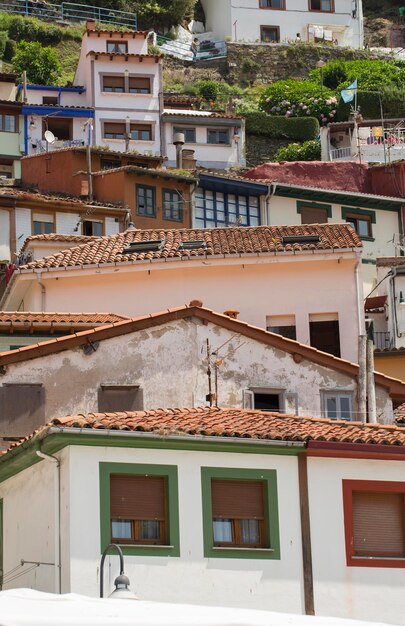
(114, 543), (179, 557)
(348, 555), (405, 568)
(206, 546), (278, 559)
(360, 236), (375, 242)
(213, 547), (274, 552)
(101, 92), (153, 97)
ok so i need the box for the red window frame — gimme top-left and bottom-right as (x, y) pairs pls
(342, 479), (405, 568)
(308, 0), (335, 13)
(259, 0), (285, 9)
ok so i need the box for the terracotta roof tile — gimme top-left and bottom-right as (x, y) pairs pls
(377, 257), (405, 267)
(17, 224), (362, 271)
(19, 234), (99, 254)
(395, 403), (405, 424)
(0, 311), (130, 325)
(0, 187), (125, 209)
(6, 407), (405, 455)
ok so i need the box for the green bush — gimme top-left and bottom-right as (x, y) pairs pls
(245, 112), (319, 141)
(242, 58), (260, 74)
(196, 79), (220, 102)
(309, 59), (405, 92)
(259, 79), (338, 124)
(12, 41), (61, 85)
(4, 38), (16, 62)
(275, 140), (321, 162)
(335, 91), (381, 121)
(0, 31), (7, 60)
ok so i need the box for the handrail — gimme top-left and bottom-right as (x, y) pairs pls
(156, 35), (227, 62)
(0, 0), (137, 29)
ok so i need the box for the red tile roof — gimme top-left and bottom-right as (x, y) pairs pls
(0, 311), (130, 327)
(0, 304), (404, 401)
(365, 295), (387, 312)
(244, 161), (375, 195)
(395, 404), (405, 424)
(6, 407), (405, 456)
(19, 234), (99, 254)
(377, 257), (405, 267)
(17, 224), (361, 271)
(0, 187), (125, 210)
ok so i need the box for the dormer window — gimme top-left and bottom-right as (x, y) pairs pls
(107, 41), (128, 53)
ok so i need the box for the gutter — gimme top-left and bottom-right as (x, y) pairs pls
(36, 449), (61, 594)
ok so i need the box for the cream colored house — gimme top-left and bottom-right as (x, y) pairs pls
(0, 224), (364, 363)
(0, 407), (404, 625)
(0, 73), (22, 179)
(0, 304), (403, 449)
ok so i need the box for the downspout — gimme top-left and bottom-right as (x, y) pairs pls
(37, 272), (46, 310)
(264, 183), (277, 225)
(36, 450), (61, 594)
(355, 252), (365, 338)
(355, 252), (367, 422)
(23, 114), (28, 155)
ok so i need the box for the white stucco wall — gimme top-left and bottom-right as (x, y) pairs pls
(7, 253), (361, 363)
(0, 317), (393, 423)
(26, 117), (87, 156)
(0, 209), (10, 262)
(308, 455), (405, 625)
(67, 444), (304, 611)
(201, 0), (363, 47)
(375, 265), (405, 350)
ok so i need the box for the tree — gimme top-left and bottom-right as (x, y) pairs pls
(12, 41), (61, 85)
(132, 0), (196, 30)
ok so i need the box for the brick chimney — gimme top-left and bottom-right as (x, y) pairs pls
(86, 20), (96, 31)
(223, 309), (239, 319)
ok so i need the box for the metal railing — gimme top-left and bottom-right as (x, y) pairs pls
(156, 35), (227, 62)
(35, 138), (85, 153)
(0, 0), (137, 29)
(372, 331), (393, 351)
(330, 146), (352, 160)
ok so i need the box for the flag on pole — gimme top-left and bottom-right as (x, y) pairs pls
(340, 79), (357, 103)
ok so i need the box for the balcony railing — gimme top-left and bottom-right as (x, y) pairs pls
(156, 35), (227, 62)
(0, 0), (137, 29)
(330, 147), (352, 161)
(35, 139), (85, 153)
(372, 331), (393, 351)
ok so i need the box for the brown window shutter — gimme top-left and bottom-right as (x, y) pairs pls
(309, 320), (341, 358)
(130, 124), (152, 132)
(110, 475), (166, 520)
(104, 122), (125, 135)
(353, 491), (405, 557)
(103, 75), (125, 89)
(300, 207), (328, 224)
(129, 77), (150, 90)
(211, 480), (265, 519)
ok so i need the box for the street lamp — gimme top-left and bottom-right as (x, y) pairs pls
(316, 59), (326, 97)
(99, 544), (138, 600)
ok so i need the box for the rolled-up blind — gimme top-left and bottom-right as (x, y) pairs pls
(110, 475), (166, 520)
(353, 491), (405, 557)
(104, 122), (125, 135)
(129, 77), (150, 91)
(211, 480), (264, 520)
(103, 75), (125, 89)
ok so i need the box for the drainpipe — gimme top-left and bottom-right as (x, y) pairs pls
(23, 114), (28, 155)
(355, 253), (367, 423)
(37, 272), (46, 310)
(264, 183), (277, 225)
(36, 450), (61, 594)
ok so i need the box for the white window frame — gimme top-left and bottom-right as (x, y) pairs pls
(322, 391), (353, 420)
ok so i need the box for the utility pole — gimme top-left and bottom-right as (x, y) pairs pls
(366, 338), (377, 423)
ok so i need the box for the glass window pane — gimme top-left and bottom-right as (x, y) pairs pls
(326, 397), (337, 419)
(340, 397), (351, 420)
(240, 519), (260, 544)
(4, 115), (15, 132)
(44, 222), (53, 234)
(358, 219), (370, 237)
(33, 221), (42, 235)
(140, 520), (160, 540)
(92, 222), (103, 236)
(112, 519), (132, 539)
(213, 519), (233, 542)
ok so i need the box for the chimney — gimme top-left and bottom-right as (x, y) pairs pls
(86, 19), (96, 31)
(189, 299), (203, 307)
(173, 132), (185, 169)
(223, 309), (239, 319)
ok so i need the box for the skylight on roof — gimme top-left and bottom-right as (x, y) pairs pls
(179, 240), (207, 251)
(281, 235), (321, 245)
(123, 239), (164, 254)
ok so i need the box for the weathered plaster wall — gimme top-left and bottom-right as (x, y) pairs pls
(308, 456), (405, 625)
(0, 318), (393, 423)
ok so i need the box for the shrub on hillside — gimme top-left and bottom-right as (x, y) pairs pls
(259, 80), (337, 125)
(275, 140), (321, 162)
(309, 59), (405, 92)
(245, 112), (319, 142)
(12, 41), (61, 85)
(196, 79), (220, 101)
(0, 31), (7, 60)
(4, 38), (16, 62)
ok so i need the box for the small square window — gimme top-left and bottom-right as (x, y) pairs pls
(259, 0), (284, 7)
(201, 467), (280, 559)
(107, 41), (128, 53)
(260, 26), (280, 43)
(322, 392), (352, 420)
(100, 462), (180, 557)
(343, 480), (405, 568)
(310, 0), (334, 12)
(137, 185), (156, 217)
(33, 213), (54, 235)
(207, 129), (230, 145)
(82, 220), (103, 236)
(163, 189), (183, 222)
(345, 214), (372, 239)
(173, 127), (196, 143)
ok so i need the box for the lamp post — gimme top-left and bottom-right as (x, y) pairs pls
(99, 544), (138, 600)
(316, 59), (326, 97)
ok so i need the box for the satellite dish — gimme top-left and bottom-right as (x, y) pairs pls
(44, 130), (56, 144)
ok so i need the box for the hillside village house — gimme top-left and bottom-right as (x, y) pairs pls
(0, 187), (126, 267)
(0, 73), (23, 180)
(0, 224), (364, 363)
(0, 303), (403, 448)
(242, 161), (405, 294)
(200, 0), (363, 47)
(20, 22), (244, 170)
(0, 407), (404, 625)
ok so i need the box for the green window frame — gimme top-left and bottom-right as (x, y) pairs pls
(296, 200), (332, 219)
(99, 462), (180, 557)
(201, 467), (280, 559)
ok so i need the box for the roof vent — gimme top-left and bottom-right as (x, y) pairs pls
(123, 239), (164, 254)
(281, 235), (321, 245)
(179, 240), (206, 251)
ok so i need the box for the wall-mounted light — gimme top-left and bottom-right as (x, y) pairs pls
(100, 543), (138, 600)
(399, 291), (405, 306)
(29, 117), (36, 128)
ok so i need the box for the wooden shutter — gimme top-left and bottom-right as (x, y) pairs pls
(110, 475), (166, 520)
(353, 491), (405, 557)
(309, 320), (341, 357)
(211, 480), (264, 520)
(129, 77), (150, 91)
(104, 122), (125, 135)
(103, 75), (125, 89)
(300, 207), (328, 224)
(130, 124), (152, 133)
(242, 389), (254, 410)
